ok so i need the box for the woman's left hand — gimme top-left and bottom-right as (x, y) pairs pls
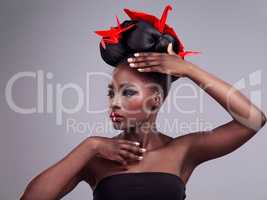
(127, 43), (194, 78)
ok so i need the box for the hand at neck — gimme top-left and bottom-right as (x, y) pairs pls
(122, 120), (161, 150)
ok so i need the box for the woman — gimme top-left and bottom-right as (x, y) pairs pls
(21, 5), (266, 200)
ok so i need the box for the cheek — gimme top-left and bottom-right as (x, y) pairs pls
(124, 99), (143, 113)
(122, 96), (153, 117)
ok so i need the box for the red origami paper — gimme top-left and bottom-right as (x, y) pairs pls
(94, 15), (135, 49)
(94, 4), (201, 59)
(124, 4), (201, 59)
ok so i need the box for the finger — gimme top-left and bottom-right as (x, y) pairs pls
(127, 55), (160, 63)
(134, 52), (162, 57)
(137, 66), (162, 73)
(167, 43), (176, 55)
(129, 61), (161, 68)
(120, 143), (146, 154)
(115, 155), (128, 165)
(117, 139), (140, 146)
(119, 149), (143, 161)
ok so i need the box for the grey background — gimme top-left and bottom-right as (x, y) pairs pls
(1, 0), (267, 199)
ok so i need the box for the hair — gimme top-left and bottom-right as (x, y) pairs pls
(99, 20), (181, 100)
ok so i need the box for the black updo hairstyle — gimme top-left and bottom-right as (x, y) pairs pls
(99, 20), (181, 100)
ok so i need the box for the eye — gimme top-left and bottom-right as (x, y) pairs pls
(123, 89), (137, 97)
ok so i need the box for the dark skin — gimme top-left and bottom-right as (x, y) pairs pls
(21, 43), (266, 199)
(81, 43), (267, 190)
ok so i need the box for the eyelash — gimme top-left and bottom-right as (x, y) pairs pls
(107, 89), (137, 97)
(123, 90), (137, 96)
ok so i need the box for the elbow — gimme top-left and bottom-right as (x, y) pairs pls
(254, 111), (267, 130)
(261, 111), (267, 127)
(238, 111), (267, 131)
(255, 111), (266, 131)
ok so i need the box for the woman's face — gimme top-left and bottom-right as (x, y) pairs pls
(107, 62), (161, 130)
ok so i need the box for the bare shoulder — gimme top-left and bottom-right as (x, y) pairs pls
(158, 133), (174, 144)
(169, 131), (201, 146)
(165, 132), (202, 161)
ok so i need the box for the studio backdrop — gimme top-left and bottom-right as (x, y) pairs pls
(0, 0), (266, 199)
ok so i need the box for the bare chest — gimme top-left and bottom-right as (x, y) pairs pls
(85, 143), (188, 190)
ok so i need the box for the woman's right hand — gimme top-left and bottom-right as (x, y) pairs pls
(92, 136), (146, 166)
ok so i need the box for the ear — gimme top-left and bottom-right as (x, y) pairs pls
(153, 92), (163, 107)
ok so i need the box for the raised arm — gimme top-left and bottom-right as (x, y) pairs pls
(178, 63), (266, 166)
(20, 136), (99, 200)
(123, 45), (266, 169)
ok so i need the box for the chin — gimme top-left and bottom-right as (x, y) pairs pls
(111, 120), (125, 130)
(112, 122), (135, 131)
(111, 117), (140, 130)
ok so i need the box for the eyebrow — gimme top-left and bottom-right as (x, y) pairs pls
(108, 82), (135, 89)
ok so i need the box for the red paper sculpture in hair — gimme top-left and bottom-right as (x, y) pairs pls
(94, 16), (136, 49)
(95, 4), (200, 59)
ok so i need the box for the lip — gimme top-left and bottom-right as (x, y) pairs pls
(109, 112), (123, 118)
(109, 112), (124, 122)
(110, 116), (123, 122)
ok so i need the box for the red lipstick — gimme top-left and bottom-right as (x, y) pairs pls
(110, 112), (123, 122)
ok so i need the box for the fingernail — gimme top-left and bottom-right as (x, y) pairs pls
(134, 53), (139, 57)
(140, 148), (146, 152)
(137, 68), (144, 72)
(129, 63), (135, 67)
(127, 58), (133, 62)
(138, 156), (143, 160)
(134, 142), (140, 146)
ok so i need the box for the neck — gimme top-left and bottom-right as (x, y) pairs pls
(123, 117), (160, 149)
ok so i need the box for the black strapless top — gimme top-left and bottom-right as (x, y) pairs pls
(93, 172), (186, 200)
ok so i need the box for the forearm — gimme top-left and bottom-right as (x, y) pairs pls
(20, 137), (99, 200)
(183, 63), (266, 130)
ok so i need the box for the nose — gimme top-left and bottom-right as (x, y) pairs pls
(109, 93), (122, 110)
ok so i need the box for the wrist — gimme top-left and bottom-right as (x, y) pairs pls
(85, 136), (101, 155)
(183, 63), (198, 78)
